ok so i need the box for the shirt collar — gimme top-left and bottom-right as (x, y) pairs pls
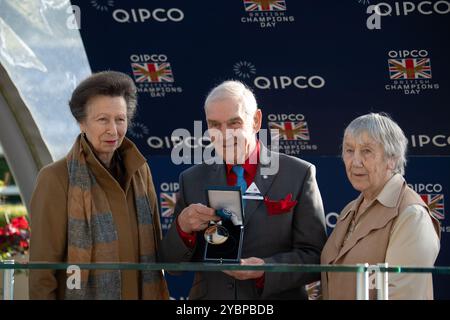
(376, 173), (405, 208)
(340, 173), (404, 220)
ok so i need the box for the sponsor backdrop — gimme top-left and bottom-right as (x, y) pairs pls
(71, 0), (450, 299)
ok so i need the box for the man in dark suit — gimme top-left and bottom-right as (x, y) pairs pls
(160, 80), (327, 299)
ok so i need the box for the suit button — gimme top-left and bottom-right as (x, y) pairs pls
(227, 282), (234, 290)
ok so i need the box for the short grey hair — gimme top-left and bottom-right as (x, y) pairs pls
(343, 113), (408, 176)
(204, 80), (257, 117)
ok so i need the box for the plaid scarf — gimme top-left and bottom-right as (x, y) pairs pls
(65, 134), (168, 299)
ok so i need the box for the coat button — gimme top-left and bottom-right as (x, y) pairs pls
(227, 282), (234, 289)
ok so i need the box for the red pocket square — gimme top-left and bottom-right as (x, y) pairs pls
(264, 193), (298, 215)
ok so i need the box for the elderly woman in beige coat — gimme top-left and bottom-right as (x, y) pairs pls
(29, 71), (169, 300)
(321, 113), (440, 300)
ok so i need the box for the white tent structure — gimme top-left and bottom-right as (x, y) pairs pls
(0, 0), (91, 208)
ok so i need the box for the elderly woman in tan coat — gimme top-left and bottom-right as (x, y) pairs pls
(29, 71), (169, 300)
(321, 113), (440, 300)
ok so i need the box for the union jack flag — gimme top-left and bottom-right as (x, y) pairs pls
(420, 194), (445, 220)
(269, 121), (310, 141)
(131, 63), (174, 83)
(160, 192), (177, 217)
(244, 0), (287, 12)
(388, 58), (432, 80)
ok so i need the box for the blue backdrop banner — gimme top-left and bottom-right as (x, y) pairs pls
(72, 0), (450, 299)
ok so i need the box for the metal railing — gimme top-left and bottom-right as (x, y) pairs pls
(2, 261), (449, 300)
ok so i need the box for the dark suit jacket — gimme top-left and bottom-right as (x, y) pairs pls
(160, 147), (327, 299)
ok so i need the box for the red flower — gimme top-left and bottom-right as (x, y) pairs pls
(19, 240), (29, 249)
(11, 216), (29, 229)
(0, 215), (30, 258)
(5, 224), (20, 236)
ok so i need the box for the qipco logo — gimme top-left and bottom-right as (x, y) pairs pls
(147, 135), (212, 150)
(254, 75), (325, 90)
(160, 182), (179, 193)
(366, 1), (450, 30)
(373, 1), (450, 16)
(388, 49), (429, 59)
(130, 54), (168, 63)
(267, 113), (306, 121)
(113, 8), (184, 23)
(410, 135), (450, 148)
(408, 183), (443, 193)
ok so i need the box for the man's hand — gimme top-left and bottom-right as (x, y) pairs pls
(223, 257), (265, 280)
(177, 203), (220, 234)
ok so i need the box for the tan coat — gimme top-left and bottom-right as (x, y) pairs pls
(29, 137), (165, 299)
(321, 174), (440, 300)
